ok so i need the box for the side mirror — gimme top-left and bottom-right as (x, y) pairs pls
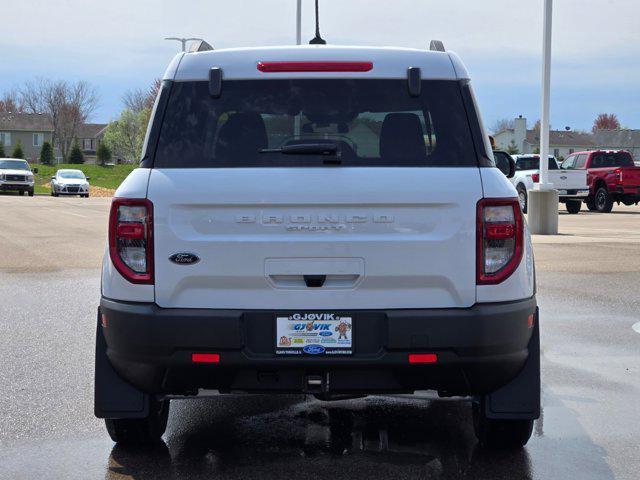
(506, 157), (516, 178)
(85, 177), (90, 181)
(495, 152), (516, 179)
(32, 167), (39, 174)
(51, 176), (55, 180)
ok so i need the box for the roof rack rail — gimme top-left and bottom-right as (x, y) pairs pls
(189, 40), (214, 53)
(429, 40), (445, 52)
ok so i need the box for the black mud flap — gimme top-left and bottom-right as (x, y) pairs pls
(483, 307), (540, 420)
(94, 308), (149, 419)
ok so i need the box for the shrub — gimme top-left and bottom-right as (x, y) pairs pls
(39, 141), (54, 165)
(11, 140), (24, 159)
(96, 142), (112, 166)
(68, 141), (85, 164)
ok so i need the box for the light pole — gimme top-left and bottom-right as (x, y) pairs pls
(296, 0), (302, 45)
(538, 0), (553, 190)
(164, 37), (204, 52)
(528, 0), (559, 234)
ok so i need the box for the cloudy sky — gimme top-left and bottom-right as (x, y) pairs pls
(1, 0), (638, 131)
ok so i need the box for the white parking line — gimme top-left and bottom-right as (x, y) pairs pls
(633, 322), (640, 334)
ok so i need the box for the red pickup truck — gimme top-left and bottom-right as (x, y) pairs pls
(561, 150), (640, 213)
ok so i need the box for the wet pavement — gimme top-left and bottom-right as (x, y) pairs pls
(0, 198), (639, 479)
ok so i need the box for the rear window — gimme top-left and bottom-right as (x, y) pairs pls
(153, 79), (478, 168)
(515, 157), (558, 171)
(589, 152), (634, 168)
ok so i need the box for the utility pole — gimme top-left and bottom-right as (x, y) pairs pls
(529, 0), (559, 234)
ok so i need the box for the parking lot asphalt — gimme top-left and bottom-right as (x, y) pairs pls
(0, 195), (639, 479)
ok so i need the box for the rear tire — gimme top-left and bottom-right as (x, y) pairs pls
(565, 200), (581, 214)
(594, 186), (613, 213)
(473, 401), (534, 449)
(517, 185), (528, 214)
(104, 398), (169, 445)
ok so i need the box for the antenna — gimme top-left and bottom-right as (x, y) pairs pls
(309, 0), (327, 45)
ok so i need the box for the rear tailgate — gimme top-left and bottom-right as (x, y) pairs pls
(149, 167), (483, 310)
(620, 167), (640, 187)
(549, 169), (587, 190)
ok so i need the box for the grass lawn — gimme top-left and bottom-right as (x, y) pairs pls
(34, 164), (137, 192)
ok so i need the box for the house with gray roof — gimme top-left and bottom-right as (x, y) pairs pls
(493, 116), (595, 160)
(0, 112), (54, 161)
(75, 123), (108, 163)
(592, 129), (640, 160)
(494, 116), (640, 162)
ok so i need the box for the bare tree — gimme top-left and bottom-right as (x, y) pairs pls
(490, 118), (515, 134)
(122, 79), (162, 113)
(20, 79), (99, 160)
(0, 89), (22, 112)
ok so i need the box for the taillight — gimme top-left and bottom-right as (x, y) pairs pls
(615, 168), (622, 185)
(109, 198), (153, 284)
(477, 198), (524, 285)
(257, 61), (373, 73)
(531, 173), (540, 183)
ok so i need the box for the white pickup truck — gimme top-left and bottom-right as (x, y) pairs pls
(510, 154), (588, 214)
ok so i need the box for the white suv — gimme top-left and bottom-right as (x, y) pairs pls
(95, 43), (539, 449)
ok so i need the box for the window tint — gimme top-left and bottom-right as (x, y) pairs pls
(515, 157), (558, 171)
(575, 154), (587, 169)
(590, 152), (634, 168)
(154, 79), (478, 168)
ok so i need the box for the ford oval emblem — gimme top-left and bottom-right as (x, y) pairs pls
(303, 344), (326, 355)
(319, 331), (332, 337)
(169, 252), (200, 265)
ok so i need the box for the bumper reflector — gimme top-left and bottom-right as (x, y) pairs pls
(192, 353), (220, 364)
(527, 314), (535, 329)
(408, 353), (438, 364)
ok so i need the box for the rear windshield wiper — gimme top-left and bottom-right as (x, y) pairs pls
(259, 143), (339, 156)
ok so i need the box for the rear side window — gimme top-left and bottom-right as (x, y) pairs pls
(575, 154), (587, 169)
(590, 152), (634, 168)
(515, 157), (558, 171)
(153, 79), (479, 168)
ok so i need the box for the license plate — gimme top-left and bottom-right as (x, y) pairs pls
(275, 313), (353, 356)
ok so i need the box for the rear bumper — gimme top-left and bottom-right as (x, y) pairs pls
(613, 185), (640, 199)
(558, 189), (589, 201)
(99, 296), (537, 396)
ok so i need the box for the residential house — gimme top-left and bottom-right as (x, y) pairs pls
(592, 129), (640, 160)
(493, 116), (595, 160)
(0, 112), (54, 161)
(74, 123), (108, 163)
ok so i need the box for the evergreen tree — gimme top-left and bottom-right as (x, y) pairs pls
(68, 141), (85, 164)
(506, 139), (520, 155)
(39, 141), (54, 165)
(11, 140), (24, 159)
(96, 142), (112, 166)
